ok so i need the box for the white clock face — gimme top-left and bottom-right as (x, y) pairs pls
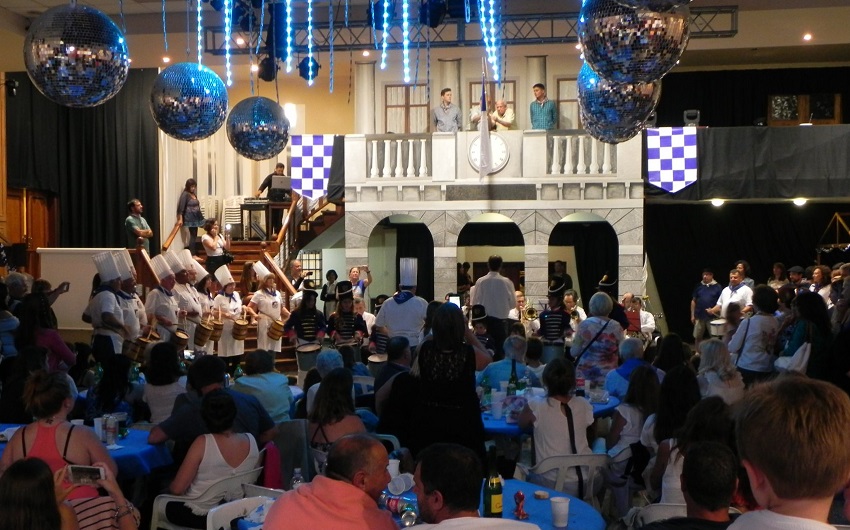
(468, 133), (510, 174)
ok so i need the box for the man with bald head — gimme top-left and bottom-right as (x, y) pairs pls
(491, 99), (516, 131)
(265, 434), (396, 529)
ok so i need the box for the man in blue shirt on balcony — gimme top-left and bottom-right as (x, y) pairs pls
(432, 88), (462, 132)
(530, 83), (557, 130)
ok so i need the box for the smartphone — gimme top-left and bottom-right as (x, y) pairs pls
(67, 465), (105, 485)
(448, 295), (462, 307)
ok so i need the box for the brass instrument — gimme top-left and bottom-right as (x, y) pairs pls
(523, 305), (538, 321)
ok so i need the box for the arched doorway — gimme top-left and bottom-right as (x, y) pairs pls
(457, 213), (525, 298)
(549, 212), (619, 306)
(367, 214), (435, 303)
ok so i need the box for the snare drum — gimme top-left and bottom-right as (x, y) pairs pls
(710, 319), (726, 337)
(232, 319), (249, 341)
(296, 342), (322, 354)
(121, 340), (143, 362)
(209, 320), (224, 342)
(267, 319), (285, 341)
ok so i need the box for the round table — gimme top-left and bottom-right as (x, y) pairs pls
(0, 423), (172, 480)
(483, 396), (620, 437)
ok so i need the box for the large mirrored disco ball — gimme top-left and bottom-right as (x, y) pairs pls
(226, 97), (290, 160)
(615, 0), (691, 10)
(577, 62), (660, 142)
(150, 63), (228, 142)
(23, 4), (130, 108)
(579, 0), (690, 84)
(581, 109), (645, 144)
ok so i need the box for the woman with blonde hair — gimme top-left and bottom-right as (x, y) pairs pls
(696, 339), (744, 405)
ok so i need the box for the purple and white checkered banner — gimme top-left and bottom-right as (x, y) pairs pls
(291, 134), (335, 199)
(646, 127), (698, 193)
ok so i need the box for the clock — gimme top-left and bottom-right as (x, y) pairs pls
(468, 133), (510, 174)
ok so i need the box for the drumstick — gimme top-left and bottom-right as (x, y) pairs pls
(147, 317), (157, 340)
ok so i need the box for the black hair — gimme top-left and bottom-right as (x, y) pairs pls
(201, 389), (237, 433)
(0, 458), (62, 530)
(188, 355), (226, 392)
(682, 441), (738, 511)
(417, 443), (483, 512)
(146, 342), (184, 386)
(386, 336), (410, 362)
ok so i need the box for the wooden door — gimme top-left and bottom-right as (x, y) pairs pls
(5, 188), (58, 276)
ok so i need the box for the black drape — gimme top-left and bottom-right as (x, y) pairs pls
(326, 135), (345, 200)
(646, 202), (849, 341)
(654, 66), (850, 128)
(395, 223), (435, 302)
(549, 222), (620, 305)
(6, 70), (160, 250)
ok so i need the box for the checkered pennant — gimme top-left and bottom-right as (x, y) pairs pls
(291, 134), (335, 199)
(646, 127), (698, 193)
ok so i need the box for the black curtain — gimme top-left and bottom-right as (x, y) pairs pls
(549, 222), (619, 305)
(326, 135), (345, 200)
(654, 66), (850, 128)
(6, 69), (160, 250)
(395, 223), (435, 302)
(646, 202), (848, 341)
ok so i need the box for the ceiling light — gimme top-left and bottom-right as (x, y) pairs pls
(236, 37), (245, 46)
(710, 198), (725, 207)
(362, 50), (370, 57)
(803, 33), (812, 41)
(162, 56), (171, 63)
(793, 198), (807, 206)
(250, 63), (259, 72)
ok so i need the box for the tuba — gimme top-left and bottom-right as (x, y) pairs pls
(523, 305), (538, 321)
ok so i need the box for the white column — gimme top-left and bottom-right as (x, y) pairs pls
(602, 141), (612, 173)
(564, 136), (574, 175)
(577, 136), (588, 174)
(550, 135), (561, 175)
(418, 139), (429, 177)
(394, 139), (404, 177)
(590, 139), (600, 173)
(406, 140), (416, 177)
(370, 140), (379, 178)
(382, 139), (392, 177)
(525, 55), (547, 129)
(354, 61), (376, 134)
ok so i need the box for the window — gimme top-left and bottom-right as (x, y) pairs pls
(385, 84), (429, 133)
(556, 77), (580, 130)
(297, 250), (322, 286)
(468, 81), (516, 130)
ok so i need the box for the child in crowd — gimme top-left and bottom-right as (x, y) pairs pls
(730, 375), (850, 529)
(470, 305), (496, 356)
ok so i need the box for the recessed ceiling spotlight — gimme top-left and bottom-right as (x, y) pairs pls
(803, 33), (812, 41)
(362, 50), (370, 57)
(793, 198), (808, 206)
(710, 198), (725, 207)
(574, 43), (581, 50)
(250, 63), (259, 72)
(162, 56), (171, 63)
(236, 37), (245, 46)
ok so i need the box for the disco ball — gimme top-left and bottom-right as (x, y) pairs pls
(578, 62), (661, 144)
(226, 97), (290, 160)
(579, 0), (690, 84)
(23, 4), (130, 108)
(614, 0), (691, 10)
(581, 109), (645, 144)
(150, 63), (228, 142)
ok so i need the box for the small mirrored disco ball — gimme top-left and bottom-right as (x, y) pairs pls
(24, 4), (130, 108)
(614, 0), (691, 11)
(150, 63), (228, 142)
(578, 0), (690, 84)
(226, 97), (290, 160)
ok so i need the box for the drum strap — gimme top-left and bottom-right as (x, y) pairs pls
(563, 403), (585, 499)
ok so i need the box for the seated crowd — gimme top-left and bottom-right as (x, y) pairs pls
(3, 255), (850, 530)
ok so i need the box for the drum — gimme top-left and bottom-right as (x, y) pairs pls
(296, 342), (322, 354)
(267, 319), (285, 341)
(135, 336), (159, 361)
(194, 321), (213, 347)
(232, 319), (249, 341)
(209, 320), (224, 342)
(710, 319), (726, 337)
(171, 328), (189, 350)
(121, 340), (143, 362)
(335, 339), (357, 349)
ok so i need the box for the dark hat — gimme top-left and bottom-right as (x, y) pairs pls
(702, 268), (713, 274)
(597, 273), (617, 294)
(302, 289), (319, 302)
(374, 294), (389, 309)
(788, 266), (805, 274)
(336, 280), (354, 300)
(548, 275), (566, 296)
(471, 304), (487, 322)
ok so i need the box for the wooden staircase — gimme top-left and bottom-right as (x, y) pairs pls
(295, 199), (344, 250)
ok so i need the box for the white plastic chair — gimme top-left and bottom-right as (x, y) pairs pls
(375, 433), (401, 451)
(242, 483), (284, 499)
(353, 375), (375, 395)
(515, 453), (609, 509)
(206, 496), (269, 530)
(311, 447), (328, 476)
(633, 503), (688, 527)
(150, 466), (263, 530)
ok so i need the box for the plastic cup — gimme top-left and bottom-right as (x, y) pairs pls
(388, 476), (407, 495)
(70, 419), (84, 426)
(499, 381), (509, 392)
(399, 473), (415, 491)
(491, 399), (504, 419)
(551, 497), (570, 528)
(388, 459), (400, 478)
(93, 417), (104, 441)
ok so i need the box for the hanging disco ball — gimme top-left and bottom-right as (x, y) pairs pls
(23, 4), (130, 108)
(581, 109), (645, 144)
(579, 0), (690, 84)
(577, 62), (661, 144)
(150, 63), (228, 142)
(226, 96), (290, 160)
(614, 0), (691, 10)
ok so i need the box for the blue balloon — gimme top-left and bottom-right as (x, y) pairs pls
(150, 63), (228, 142)
(24, 4), (130, 108)
(226, 97), (290, 160)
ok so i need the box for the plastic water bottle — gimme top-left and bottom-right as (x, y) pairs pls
(290, 468), (304, 490)
(224, 373), (231, 388)
(94, 362), (104, 385)
(129, 362), (140, 383)
(233, 364), (244, 380)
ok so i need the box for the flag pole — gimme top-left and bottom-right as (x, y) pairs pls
(478, 55), (492, 181)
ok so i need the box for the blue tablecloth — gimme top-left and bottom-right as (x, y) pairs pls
(235, 479), (604, 530)
(483, 396), (620, 436)
(0, 424), (172, 480)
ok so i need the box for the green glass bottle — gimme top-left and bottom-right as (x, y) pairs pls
(507, 359), (518, 396)
(483, 447), (503, 518)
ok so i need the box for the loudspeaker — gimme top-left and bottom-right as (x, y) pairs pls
(419, 1), (447, 28)
(446, 0), (477, 18)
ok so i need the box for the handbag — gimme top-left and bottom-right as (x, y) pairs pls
(774, 324), (811, 373)
(222, 249), (234, 264)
